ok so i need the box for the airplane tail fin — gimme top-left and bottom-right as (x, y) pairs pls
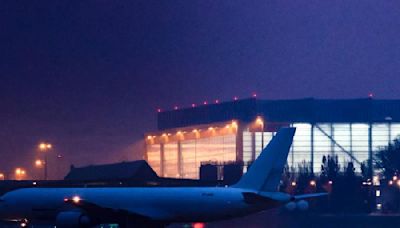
(232, 127), (295, 192)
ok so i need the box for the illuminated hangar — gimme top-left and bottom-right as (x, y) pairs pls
(145, 98), (400, 179)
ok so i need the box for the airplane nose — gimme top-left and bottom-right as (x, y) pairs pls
(0, 198), (8, 218)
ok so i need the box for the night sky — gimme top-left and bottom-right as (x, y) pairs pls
(1, 1), (400, 179)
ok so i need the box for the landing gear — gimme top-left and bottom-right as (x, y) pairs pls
(19, 219), (29, 227)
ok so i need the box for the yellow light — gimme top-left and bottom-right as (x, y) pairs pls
(35, 159), (43, 167)
(231, 121), (238, 128)
(256, 116), (264, 125)
(208, 127), (214, 131)
(310, 180), (316, 187)
(39, 143), (52, 150)
(162, 133), (167, 137)
(147, 136), (152, 140)
(39, 143), (47, 150)
(192, 129), (198, 133)
(15, 168), (22, 175)
(72, 196), (81, 204)
(21, 170), (26, 175)
(0, 173), (4, 180)
(396, 180), (400, 187)
(225, 124), (231, 129)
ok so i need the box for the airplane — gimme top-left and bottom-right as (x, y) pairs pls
(0, 127), (327, 228)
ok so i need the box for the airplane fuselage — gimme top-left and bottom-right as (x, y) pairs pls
(0, 187), (281, 224)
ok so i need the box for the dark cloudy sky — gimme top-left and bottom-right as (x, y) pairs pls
(1, 1), (400, 179)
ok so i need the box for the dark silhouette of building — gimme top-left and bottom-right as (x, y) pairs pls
(64, 160), (158, 182)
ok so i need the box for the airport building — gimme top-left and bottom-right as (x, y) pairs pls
(145, 98), (400, 179)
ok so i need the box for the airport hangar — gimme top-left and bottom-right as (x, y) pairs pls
(145, 98), (400, 179)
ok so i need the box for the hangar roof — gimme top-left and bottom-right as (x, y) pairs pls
(158, 98), (400, 130)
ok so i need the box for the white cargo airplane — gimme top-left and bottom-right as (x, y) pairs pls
(0, 128), (326, 228)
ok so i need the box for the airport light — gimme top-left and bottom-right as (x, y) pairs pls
(38, 142), (52, 180)
(192, 223), (205, 228)
(231, 121), (238, 129)
(15, 168), (26, 180)
(368, 92), (374, 98)
(35, 159), (44, 168)
(256, 116), (264, 125)
(72, 196), (81, 204)
(372, 176), (380, 186)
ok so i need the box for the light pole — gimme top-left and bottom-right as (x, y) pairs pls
(35, 159), (45, 179)
(39, 143), (52, 180)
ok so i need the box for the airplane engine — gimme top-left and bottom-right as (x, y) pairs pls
(284, 200), (309, 211)
(296, 200), (309, 211)
(284, 202), (296, 211)
(56, 211), (92, 228)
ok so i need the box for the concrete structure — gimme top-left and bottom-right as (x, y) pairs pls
(145, 98), (400, 179)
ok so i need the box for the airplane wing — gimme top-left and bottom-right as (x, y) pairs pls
(64, 198), (151, 222)
(293, 192), (328, 200)
(64, 197), (171, 222)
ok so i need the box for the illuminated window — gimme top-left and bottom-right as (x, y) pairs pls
(391, 124), (400, 141)
(372, 124), (389, 151)
(351, 124), (369, 165)
(291, 123), (312, 171)
(146, 144), (161, 176)
(314, 124), (331, 172)
(164, 143), (178, 177)
(243, 132), (252, 163)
